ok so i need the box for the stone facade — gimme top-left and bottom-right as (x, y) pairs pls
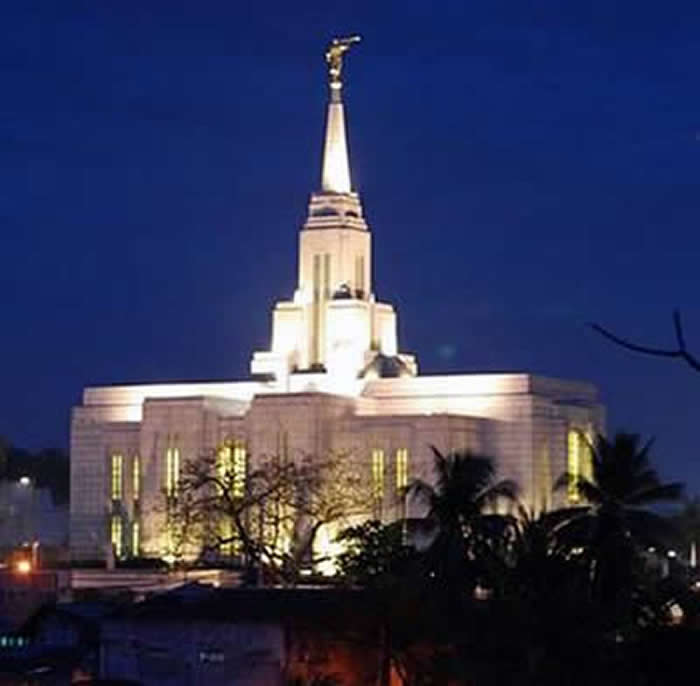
(70, 374), (602, 560)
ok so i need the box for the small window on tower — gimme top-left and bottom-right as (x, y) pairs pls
(311, 206), (339, 217)
(323, 253), (330, 298)
(313, 255), (321, 302)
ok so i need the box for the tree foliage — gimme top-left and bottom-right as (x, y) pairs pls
(336, 520), (416, 587)
(335, 440), (691, 685)
(407, 448), (517, 602)
(164, 449), (373, 583)
(554, 433), (684, 632)
(0, 437), (69, 504)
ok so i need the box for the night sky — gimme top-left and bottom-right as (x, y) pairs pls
(3, 2), (700, 490)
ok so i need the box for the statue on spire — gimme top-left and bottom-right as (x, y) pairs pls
(325, 35), (361, 90)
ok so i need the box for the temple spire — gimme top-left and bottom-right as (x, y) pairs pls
(321, 36), (360, 194)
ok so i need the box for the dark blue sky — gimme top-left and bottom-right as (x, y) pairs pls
(2, 1), (699, 489)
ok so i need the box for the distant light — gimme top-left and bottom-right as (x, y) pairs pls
(15, 560), (31, 574)
(669, 602), (684, 624)
(19, 477), (31, 487)
(668, 550), (677, 559)
(647, 546), (656, 554)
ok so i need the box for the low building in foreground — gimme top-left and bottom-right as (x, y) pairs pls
(100, 584), (396, 686)
(70, 39), (603, 562)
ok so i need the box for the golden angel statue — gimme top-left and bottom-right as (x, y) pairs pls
(325, 35), (361, 86)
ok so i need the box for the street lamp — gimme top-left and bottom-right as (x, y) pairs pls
(15, 559), (31, 575)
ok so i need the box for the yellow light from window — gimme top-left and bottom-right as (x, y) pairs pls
(372, 448), (384, 501)
(395, 448), (409, 491)
(111, 454), (123, 501)
(132, 521), (139, 556)
(583, 427), (594, 483)
(132, 456), (140, 502)
(111, 515), (122, 558)
(217, 443), (232, 494)
(232, 440), (246, 498)
(166, 447), (180, 497)
(567, 430), (580, 503)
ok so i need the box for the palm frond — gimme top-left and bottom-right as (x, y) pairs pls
(405, 478), (436, 505)
(476, 479), (519, 509)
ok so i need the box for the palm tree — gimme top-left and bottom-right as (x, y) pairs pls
(407, 448), (517, 602)
(555, 432), (684, 630)
(480, 507), (600, 684)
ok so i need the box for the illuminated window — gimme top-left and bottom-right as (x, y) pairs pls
(111, 515), (122, 558)
(132, 456), (140, 502)
(218, 442), (232, 491)
(217, 440), (246, 498)
(111, 454), (123, 501)
(166, 447), (180, 497)
(583, 427), (594, 483)
(372, 449), (385, 501)
(132, 521), (140, 556)
(567, 430), (582, 503)
(395, 448), (409, 491)
(232, 440), (247, 498)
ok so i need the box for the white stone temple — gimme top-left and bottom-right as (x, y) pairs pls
(69, 39), (603, 561)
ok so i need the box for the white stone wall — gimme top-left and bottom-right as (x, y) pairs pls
(70, 407), (139, 560)
(69, 374), (603, 561)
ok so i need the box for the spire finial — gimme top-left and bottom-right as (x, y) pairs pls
(325, 35), (361, 102)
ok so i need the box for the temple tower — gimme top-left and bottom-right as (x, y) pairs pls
(251, 37), (416, 389)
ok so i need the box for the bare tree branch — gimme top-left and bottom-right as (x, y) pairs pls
(589, 309), (700, 373)
(165, 449), (372, 584)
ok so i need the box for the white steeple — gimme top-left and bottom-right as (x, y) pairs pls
(321, 98), (351, 193)
(320, 36), (359, 194)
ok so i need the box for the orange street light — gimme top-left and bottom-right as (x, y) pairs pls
(15, 559), (31, 575)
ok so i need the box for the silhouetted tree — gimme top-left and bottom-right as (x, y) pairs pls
(166, 450), (372, 583)
(555, 432), (684, 633)
(336, 520), (415, 587)
(468, 507), (599, 685)
(591, 309), (700, 373)
(0, 439), (69, 504)
(408, 448), (517, 603)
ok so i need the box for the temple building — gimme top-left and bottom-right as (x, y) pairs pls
(69, 38), (603, 562)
